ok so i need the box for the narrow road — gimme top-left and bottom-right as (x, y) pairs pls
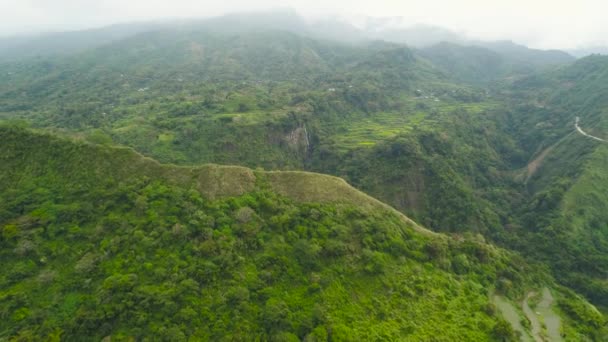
(522, 288), (562, 342)
(575, 117), (607, 142)
(493, 295), (532, 342)
(537, 288), (562, 342)
(522, 292), (542, 342)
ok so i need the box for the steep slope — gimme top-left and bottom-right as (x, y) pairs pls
(312, 106), (512, 232)
(1, 126), (603, 340)
(497, 56), (608, 308)
(324, 48), (608, 317)
(0, 126), (419, 220)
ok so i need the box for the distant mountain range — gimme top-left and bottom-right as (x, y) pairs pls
(0, 9), (602, 63)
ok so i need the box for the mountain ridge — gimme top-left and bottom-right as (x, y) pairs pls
(8, 124), (598, 340)
(0, 10), (576, 65)
(0, 125), (434, 236)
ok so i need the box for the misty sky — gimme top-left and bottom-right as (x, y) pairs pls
(1, 0), (607, 49)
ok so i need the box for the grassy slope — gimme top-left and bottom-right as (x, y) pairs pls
(0, 126), (423, 227)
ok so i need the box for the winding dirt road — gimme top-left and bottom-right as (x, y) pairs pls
(575, 117), (607, 142)
(522, 288), (562, 342)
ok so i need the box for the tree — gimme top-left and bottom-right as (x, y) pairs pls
(492, 319), (516, 341)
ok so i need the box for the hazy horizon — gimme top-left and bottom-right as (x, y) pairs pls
(0, 0), (607, 50)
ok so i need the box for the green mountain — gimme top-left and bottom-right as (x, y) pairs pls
(5, 125), (602, 340)
(0, 28), (455, 168)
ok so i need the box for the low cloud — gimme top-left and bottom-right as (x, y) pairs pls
(0, 0), (606, 49)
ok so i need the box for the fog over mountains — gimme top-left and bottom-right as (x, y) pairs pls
(3, 0), (608, 49)
(0, 9), (601, 63)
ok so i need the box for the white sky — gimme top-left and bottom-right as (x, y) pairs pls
(0, 0), (607, 49)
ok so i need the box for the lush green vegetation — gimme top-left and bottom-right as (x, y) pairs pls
(0, 27), (510, 235)
(2, 126), (583, 340)
(3, 16), (608, 340)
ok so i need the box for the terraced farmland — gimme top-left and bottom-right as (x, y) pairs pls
(327, 100), (499, 151)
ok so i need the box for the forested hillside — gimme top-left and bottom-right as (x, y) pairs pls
(494, 56), (608, 308)
(6, 126), (603, 340)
